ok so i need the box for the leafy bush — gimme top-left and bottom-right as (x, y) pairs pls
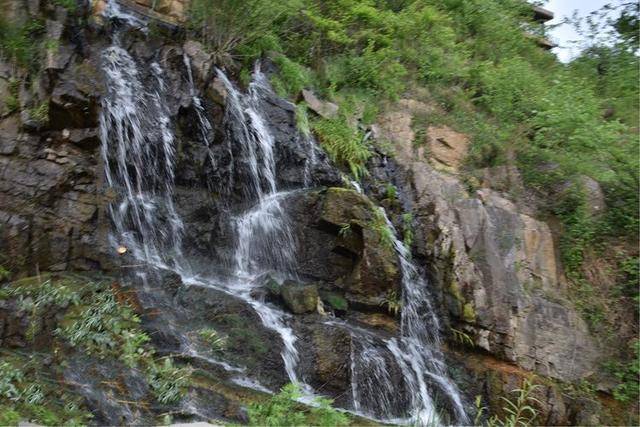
(146, 357), (191, 404)
(380, 289), (401, 316)
(270, 54), (311, 98)
(0, 18), (44, 69)
(312, 116), (369, 179)
(475, 378), (541, 427)
(198, 327), (227, 353)
(248, 383), (349, 427)
(606, 340), (640, 403)
(57, 290), (151, 367)
(187, 0), (295, 67)
(0, 354), (92, 425)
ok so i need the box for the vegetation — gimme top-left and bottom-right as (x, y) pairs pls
(0, 17), (44, 70)
(0, 352), (92, 425)
(605, 339), (640, 403)
(0, 274), (191, 420)
(475, 378), (542, 427)
(248, 383), (349, 426)
(198, 327), (228, 353)
(380, 288), (401, 316)
(312, 115), (369, 180)
(370, 207), (395, 250)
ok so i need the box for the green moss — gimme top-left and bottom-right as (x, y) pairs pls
(463, 302), (476, 323)
(322, 292), (348, 311)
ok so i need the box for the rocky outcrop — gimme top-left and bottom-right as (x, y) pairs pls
(373, 100), (603, 383)
(285, 188), (401, 307)
(425, 125), (469, 172)
(302, 89), (339, 119)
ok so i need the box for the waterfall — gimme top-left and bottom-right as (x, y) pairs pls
(99, 2), (304, 392)
(380, 207), (468, 425)
(99, 43), (185, 271)
(98, 2), (466, 423)
(216, 65), (297, 277)
(215, 64), (306, 387)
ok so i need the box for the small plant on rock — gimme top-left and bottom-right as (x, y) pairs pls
(198, 327), (227, 353)
(146, 357), (191, 405)
(381, 289), (402, 316)
(248, 383), (348, 426)
(487, 377), (541, 427)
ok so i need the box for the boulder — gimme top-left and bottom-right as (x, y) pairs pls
(302, 89), (339, 119)
(580, 175), (606, 217)
(281, 281), (318, 314)
(320, 187), (373, 227)
(49, 60), (103, 129)
(309, 324), (351, 395)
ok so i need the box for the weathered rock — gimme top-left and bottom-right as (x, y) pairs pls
(49, 60), (102, 129)
(44, 20), (73, 72)
(183, 40), (212, 87)
(350, 226), (400, 299)
(207, 77), (228, 105)
(309, 323), (351, 395)
(579, 175), (606, 217)
(302, 89), (339, 119)
(373, 100), (603, 383)
(281, 280), (318, 314)
(424, 125), (469, 172)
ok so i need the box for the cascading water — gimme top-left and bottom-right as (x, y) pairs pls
(215, 65), (306, 387)
(99, 1), (303, 393)
(379, 208), (467, 424)
(99, 2), (466, 423)
(100, 42), (186, 271)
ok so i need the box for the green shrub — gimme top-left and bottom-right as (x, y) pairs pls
(29, 101), (49, 125)
(478, 377), (541, 427)
(606, 340), (640, 403)
(187, 0), (295, 67)
(270, 55), (311, 98)
(0, 18), (44, 69)
(312, 116), (369, 179)
(198, 327), (227, 353)
(248, 383), (349, 427)
(146, 357), (191, 404)
(56, 290), (150, 367)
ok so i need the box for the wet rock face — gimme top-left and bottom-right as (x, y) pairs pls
(0, 115), (105, 275)
(285, 188), (401, 306)
(374, 99), (603, 383)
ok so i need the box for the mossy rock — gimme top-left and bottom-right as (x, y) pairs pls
(321, 187), (373, 227)
(281, 280), (318, 314)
